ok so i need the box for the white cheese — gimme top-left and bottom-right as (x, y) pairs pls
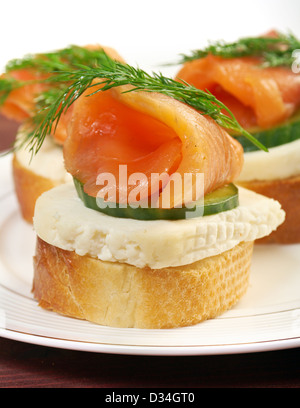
(33, 183), (285, 269)
(238, 139), (300, 182)
(15, 132), (72, 183)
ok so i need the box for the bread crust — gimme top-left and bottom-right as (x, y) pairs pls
(33, 237), (253, 329)
(12, 154), (59, 223)
(238, 174), (300, 244)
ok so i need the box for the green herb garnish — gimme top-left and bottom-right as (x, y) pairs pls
(5, 45), (113, 73)
(0, 46), (267, 156)
(0, 45), (114, 107)
(177, 31), (300, 68)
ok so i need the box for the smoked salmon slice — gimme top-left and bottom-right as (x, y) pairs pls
(0, 67), (73, 145)
(63, 82), (244, 208)
(0, 69), (47, 122)
(0, 45), (125, 144)
(176, 54), (300, 129)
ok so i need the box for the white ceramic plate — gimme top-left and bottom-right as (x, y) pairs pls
(0, 154), (299, 356)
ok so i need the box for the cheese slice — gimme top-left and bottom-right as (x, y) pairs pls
(15, 131), (72, 183)
(238, 139), (300, 182)
(33, 183), (285, 269)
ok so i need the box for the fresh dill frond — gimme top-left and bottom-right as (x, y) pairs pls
(0, 77), (29, 105)
(4, 45), (112, 73)
(0, 45), (267, 156)
(0, 45), (115, 111)
(0, 45), (116, 152)
(21, 57), (267, 156)
(177, 31), (300, 68)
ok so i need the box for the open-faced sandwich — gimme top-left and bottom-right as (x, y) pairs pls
(29, 57), (285, 329)
(175, 30), (300, 243)
(0, 44), (124, 222)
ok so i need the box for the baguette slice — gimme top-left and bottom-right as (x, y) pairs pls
(33, 237), (253, 329)
(238, 174), (300, 244)
(12, 154), (60, 223)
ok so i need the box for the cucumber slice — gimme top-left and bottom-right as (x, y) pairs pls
(233, 111), (300, 152)
(73, 178), (239, 220)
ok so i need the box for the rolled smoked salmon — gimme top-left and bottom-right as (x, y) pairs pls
(0, 45), (125, 144)
(63, 82), (244, 208)
(176, 55), (300, 130)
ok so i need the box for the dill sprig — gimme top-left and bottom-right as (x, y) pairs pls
(21, 57), (267, 155)
(0, 45), (114, 107)
(178, 31), (300, 68)
(0, 77), (27, 105)
(5, 45), (113, 73)
(0, 46), (267, 155)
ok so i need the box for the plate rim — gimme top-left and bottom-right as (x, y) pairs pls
(1, 325), (300, 356)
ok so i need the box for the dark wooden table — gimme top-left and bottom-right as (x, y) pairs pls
(0, 114), (299, 389)
(0, 336), (299, 388)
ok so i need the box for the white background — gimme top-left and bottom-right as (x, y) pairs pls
(0, 0), (299, 76)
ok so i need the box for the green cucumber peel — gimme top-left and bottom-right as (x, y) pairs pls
(73, 178), (239, 221)
(233, 111), (300, 152)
